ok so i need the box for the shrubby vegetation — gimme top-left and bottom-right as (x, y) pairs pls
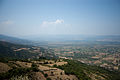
(0, 62), (40, 80)
(56, 60), (120, 80)
(0, 67), (31, 80)
(0, 41), (46, 59)
(10, 75), (29, 80)
(31, 63), (39, 72)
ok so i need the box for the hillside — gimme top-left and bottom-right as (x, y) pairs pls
(0, 35), (120, 80)
(56, 60), (120, 80)
(0, 59), (120, 80)
(0, 41), (45, 59)
(0, 59), (78, 80)
(0, 34), (34, 45)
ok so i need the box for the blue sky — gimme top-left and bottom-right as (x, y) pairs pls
(0, 0), (120, 37)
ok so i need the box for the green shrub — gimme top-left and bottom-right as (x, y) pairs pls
(31, 63), (39, 72)
(47, 78), (51, 80)
(44, 73), (48, 77)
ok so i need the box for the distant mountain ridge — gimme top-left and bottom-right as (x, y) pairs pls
(0, 34), (49, 46)
(0, 34), (34, 45)
(21, 35), (120, 42)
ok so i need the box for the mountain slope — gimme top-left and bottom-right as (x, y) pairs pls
(56, 60), (120, 80)
(0, 34), (34, 45)
(0, 41), (44, 59)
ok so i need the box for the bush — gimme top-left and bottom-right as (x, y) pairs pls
(47, 78), (51, 80)
(44, 73), (48, 77)
(53, 64), (57, 67)
(31, 63), (39, 72)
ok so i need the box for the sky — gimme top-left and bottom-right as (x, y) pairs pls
(0, 0), (120, 37)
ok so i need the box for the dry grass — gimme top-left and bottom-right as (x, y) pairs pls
(47, 61), (67, 66)
(29, 72), (46, 80)
(10, 75), (29, 80)
(38, 64), (78, 80)
(0, 60), (77, 80)
(49, 75), (78, 80)
(15, 61), (32, 68)
(0, 62), (11, 73)
(84, 71), (106, 80)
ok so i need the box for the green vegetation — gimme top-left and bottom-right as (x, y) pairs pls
(44, 73), (48, 77)
(0, 41), (45, 59)
(47, 78), (51, 80)
(0, 62), (40, 80)
(31, 63), (39, 72)
(56, 60), (120, 80)
(0, 67), (31, 80)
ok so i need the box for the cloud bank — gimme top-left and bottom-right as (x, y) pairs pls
(41, 19), (64, 27)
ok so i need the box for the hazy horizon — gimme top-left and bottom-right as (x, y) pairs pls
(0, 0), (120, 37)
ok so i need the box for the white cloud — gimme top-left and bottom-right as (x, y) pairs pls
(55, 19), (64, 24)
(41, 19), (64, 27)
